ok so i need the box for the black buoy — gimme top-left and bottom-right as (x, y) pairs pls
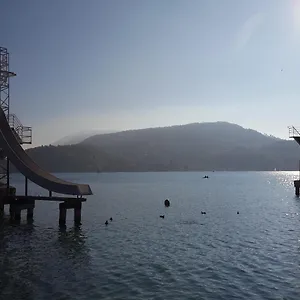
(110, 217), (113, 221)
(105, 220), (108, 225)
(237, 211), (239, 214)
(164, 199), (170, 207)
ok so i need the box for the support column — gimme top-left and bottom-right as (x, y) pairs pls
(74, 202), (82, 225)
(25, 177), (28, 196)
(27, 207), (34, 220)
(14, 208), (21, 221)
(9, 204), (14, 219)
(0, 196), (4, 214)
(59, 203), (67, 226)
(6, 158), (9, 195)
(296, 186), (299, 197)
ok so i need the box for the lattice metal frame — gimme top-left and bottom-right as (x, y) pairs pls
(0, 47), (16, 117)
(0, 47), (16, 190)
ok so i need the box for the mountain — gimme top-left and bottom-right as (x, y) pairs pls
(23, 144), (131, 173)
(14, 121), (300, 173)
(82, 121), (280, 153)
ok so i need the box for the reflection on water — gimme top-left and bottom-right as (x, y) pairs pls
(0, 221), (91, 300)
(0, 222), (36, 300)
(56, 226), (89, 261)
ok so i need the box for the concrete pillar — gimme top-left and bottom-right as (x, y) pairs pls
(59, 203), (67, 225)
(74, 202), (82, 225)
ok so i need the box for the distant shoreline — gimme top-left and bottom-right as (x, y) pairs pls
(10, 170), (298, 174)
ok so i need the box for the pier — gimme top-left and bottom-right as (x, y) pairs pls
(0, 46), (92, 225)
(1, 195), (86, 225)
(0, 192), (86, 225)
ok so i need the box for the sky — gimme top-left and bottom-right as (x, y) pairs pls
(2, 0), (300, 147)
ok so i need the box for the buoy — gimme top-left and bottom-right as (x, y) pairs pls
(164, 199), (170, 207)
(105, 220), (108, 225)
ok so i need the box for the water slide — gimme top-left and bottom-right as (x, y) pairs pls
(0, 107), (92, 196)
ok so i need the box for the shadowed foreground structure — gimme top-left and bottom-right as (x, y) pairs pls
(0, 46), (92, 225)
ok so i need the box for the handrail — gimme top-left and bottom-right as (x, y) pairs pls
(7, 113), (32, 144)
(8, 113), (22, 130)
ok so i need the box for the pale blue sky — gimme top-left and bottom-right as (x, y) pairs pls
(2, 0), (300, 146)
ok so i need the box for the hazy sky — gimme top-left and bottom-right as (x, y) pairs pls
(2, 0), (300, 147)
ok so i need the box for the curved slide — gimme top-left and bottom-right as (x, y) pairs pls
(0, 107), (92, 196)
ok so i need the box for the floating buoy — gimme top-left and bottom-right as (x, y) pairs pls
(105, 220), (108, 225)
(164, 199), (170, 207)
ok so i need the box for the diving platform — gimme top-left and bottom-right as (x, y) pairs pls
(0, 185), (86, 225)
(288, 126), (300, 197)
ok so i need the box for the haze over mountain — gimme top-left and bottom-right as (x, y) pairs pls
(17, 122), (300, 173)
(52, 130), (116, 146)
(3, 1), (300, 146)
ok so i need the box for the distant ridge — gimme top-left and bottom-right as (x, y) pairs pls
(52, 129), (116, 146)
(16, 121), (299, 173)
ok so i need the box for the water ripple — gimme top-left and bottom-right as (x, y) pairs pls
(1, 172), (300, 299)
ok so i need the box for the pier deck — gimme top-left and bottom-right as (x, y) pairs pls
(0, 193), (86, 225)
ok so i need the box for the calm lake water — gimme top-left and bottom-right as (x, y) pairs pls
(0, 171), (300, 299)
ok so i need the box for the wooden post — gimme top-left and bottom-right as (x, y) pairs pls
(74, 202), (82, 225)
(59, 203), (67, 225)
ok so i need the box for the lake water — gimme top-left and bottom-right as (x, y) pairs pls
(0, 171), (300, 299)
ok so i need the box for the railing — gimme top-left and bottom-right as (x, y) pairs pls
(8, 114), (32, 144)
(288, 126), (300, 138)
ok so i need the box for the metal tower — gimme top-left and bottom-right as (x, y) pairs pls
(0, 47), (16, 191)
(0, 47), (32, 195)
(0, 47), (16, 116)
